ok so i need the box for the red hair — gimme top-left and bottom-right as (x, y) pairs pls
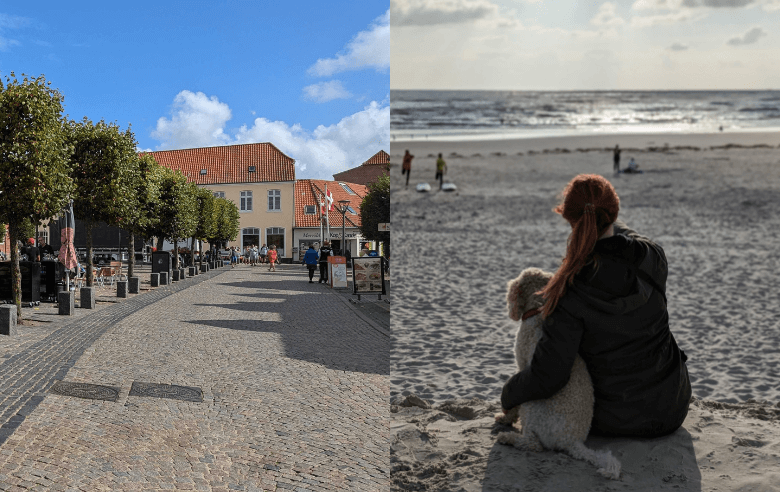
(541, 174), (620, 317)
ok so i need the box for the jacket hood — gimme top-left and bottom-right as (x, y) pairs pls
(568, 233), (662, 315)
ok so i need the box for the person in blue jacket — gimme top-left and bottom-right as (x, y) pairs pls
(303, 244), (319, 283)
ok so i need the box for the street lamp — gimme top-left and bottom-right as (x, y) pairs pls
(335, 200), (350, 260)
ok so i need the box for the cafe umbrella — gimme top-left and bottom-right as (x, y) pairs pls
(58, 200), (78, 290)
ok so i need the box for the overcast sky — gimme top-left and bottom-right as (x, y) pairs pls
(1, 2), (389, 179)
(391, 0), (780, 90)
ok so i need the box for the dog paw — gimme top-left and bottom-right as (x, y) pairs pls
(494, 412), (513, 424)
(496, 431), (518, 446)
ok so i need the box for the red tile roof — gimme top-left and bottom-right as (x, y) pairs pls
(332, 150), (389, 186)
(146, 143), (295, 184)
(295, 180), (367, 229)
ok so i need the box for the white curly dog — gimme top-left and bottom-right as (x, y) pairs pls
(495, 267), (621, 480)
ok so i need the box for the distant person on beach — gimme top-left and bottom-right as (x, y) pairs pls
(501, 174), (691, 438)
(402, 150), (414, 187)
(626, 157), (641, 174)
(435, 153), (447, 190)
(613, 145), (621, 174)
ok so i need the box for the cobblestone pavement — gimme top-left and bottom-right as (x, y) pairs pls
(0, 264), (390, 491)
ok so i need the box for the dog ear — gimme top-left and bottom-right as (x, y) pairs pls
(506, 277), (523, 321)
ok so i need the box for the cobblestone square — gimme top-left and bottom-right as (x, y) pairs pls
(0, 264), (390, 491)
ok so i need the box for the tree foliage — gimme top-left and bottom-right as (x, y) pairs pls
(125, 153), (164, 277)
(68, 117), (139, 285)
(208, 197), (240, 247)
(147, 167), (198, 267)
(358, 174), (390, 254)
(0, 73), (73, 317)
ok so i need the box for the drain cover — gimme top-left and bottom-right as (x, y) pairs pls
(49, 381), (120, 402)
(128, 382), (203, 402)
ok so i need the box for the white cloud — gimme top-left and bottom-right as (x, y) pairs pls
(630, 8), (705, 26)
(727, 26), (766, 45)
(152, 90), (232, 149)
(151, 91), (389, 180)
(391, 0), (501, 26)
(302, 80), (353, 103)
(0, 36), (20, 51)
(234, 100), (390, 179)
(307, 10), (389, 77)
(0, 13), (31, 30)
(591, 2), (626, 27)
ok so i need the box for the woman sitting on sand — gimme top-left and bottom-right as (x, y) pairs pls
(501, 174), (691, 437)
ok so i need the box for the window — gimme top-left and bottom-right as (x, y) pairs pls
(38, 230), (49, 244)
(200, 169), (207, 175)
(242, 228), (260, 249)
(304, 205), (316, 215)
(346, 206), (356, 215)
(240, 191), (253, 211)
(213, 191), (225, 199)
(266, 227), (285, 256)
(268, 189), (281, 211)
(339, 182), (356, 195)
(248, 166), (256, 172)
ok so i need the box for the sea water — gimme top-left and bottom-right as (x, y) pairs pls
(391, 90), (780, 142)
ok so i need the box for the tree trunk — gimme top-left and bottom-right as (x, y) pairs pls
(198, 239), (203, 269)
(86, 221), (94, 287)
(190, 236), (196, 267)
(156, 236), (163, 252)
(173, 239), (178, 269)
(9, 221), (22, 320)
(127, 233), (135, 278)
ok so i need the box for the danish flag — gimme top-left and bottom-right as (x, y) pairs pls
(325, 188), (334, 211)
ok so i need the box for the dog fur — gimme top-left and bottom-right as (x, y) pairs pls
(495, 267), (621, 480)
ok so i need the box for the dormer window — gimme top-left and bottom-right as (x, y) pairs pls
(200, 169), (207, 175)
(248, 166), (256, 172)
(304, 205), (316, 215)
(339, 182), (356, 195)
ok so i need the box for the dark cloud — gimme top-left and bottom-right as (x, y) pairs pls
(391, 0), (499, 26)
(727, 27), (766, 45)
(669, 42), (689, 51)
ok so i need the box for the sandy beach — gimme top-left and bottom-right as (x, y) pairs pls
(389, 131), (780, 491)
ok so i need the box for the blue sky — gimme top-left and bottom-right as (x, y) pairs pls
(1, 1), (389, 179)
(391, 0), (780, 90)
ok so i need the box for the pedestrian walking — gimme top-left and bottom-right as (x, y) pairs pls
(303, 244), (319, 283)
(402, 150), (414, 188)
(260, 244), (268, 264)
(435, 153), (447, 190)
(230, 247), (239, 268)
(613, 145), (621, 174)
(267, 245), (278, 271)
(318, 240), (332, 283)
(250, 245), (259, 266)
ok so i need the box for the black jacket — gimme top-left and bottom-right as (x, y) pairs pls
(501, 220), (691, 437)
(319, 246), (332, 264)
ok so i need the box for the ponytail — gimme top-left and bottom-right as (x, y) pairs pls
(541, 175), (619, 317)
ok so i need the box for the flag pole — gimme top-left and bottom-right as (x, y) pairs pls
(325, 184), (330, 247)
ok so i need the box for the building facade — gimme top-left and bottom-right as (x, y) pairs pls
(293, 180), (368, 261)
(332, 150), (389, 186)
(149, 143), (296, 260)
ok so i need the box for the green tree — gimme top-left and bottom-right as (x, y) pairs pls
(358, 174), (390, 257)
(148, 167), (198, 269)
(192, 186), (217, 269)
(0, 73), (73, 318)
(125, 153), (164, 278)
(207, 197), (240, 252)
(68, 118), (140, 286)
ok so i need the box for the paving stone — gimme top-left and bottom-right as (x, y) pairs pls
(0, 264), (389, 490)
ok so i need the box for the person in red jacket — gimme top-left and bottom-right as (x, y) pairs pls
(501, 174), (691, 438)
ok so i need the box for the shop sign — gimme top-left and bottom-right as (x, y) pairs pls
(352, 257), (386, 295)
